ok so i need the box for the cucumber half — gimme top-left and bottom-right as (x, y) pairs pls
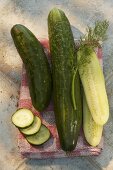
(12, 109), (34, 128)
(20, 116), (41, 135)
(26, 125), (50, 145)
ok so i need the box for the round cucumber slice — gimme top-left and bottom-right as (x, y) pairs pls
(20, 116), (41, 135)
(26, 125), (50, 145)
(12, 109), (34, 128)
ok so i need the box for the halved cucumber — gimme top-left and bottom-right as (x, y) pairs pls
(20, 116), (41, 135)
(26, 125), (50, 145)
(12, 109), (34, 128)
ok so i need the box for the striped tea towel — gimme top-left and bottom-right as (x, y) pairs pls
(18, 39), (103, 159)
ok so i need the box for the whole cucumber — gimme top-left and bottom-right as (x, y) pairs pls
(77, 46), (109, 125)
(11, 24), (52, 112)
(48, 8), (82, 151)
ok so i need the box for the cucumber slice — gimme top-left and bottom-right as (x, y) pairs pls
(26, 125), (50, 145)
(20, 116), (41, 135)
(12, 109), (34, 128)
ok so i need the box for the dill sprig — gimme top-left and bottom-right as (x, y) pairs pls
(80, 20), (109, 48)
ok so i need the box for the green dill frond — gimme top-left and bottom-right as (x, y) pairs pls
(80, 20), (109, 48)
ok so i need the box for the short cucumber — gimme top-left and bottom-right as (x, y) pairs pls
(11, 24), (52, 112)
(20, 116), (41, 135)
(12, 109), (34, 128)
(25, 125), (50, 145)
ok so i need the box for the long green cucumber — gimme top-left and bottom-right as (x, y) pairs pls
(48, 8), (82, 151)
(11, 25), (52, 112)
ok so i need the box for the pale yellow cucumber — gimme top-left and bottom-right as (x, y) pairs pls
(83, 93), (103, 146)
(77, 46), (109, 125)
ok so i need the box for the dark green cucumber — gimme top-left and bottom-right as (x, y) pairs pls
(11, 25), (52, 112)
(48, 8), (82, 151)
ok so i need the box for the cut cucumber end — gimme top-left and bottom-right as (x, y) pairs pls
(20, 116), (41, 135)
(25, 125), (50, 145)
(11, 109), (34, 128)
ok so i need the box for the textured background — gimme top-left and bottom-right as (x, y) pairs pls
(0, 0), (113, 170)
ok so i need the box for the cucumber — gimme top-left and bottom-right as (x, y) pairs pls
(83, 93), (103, 146)
(48, 8), (82, 151)
(26, 125), (50, 145)
(12, 109), (34, 128)
(20, 116), (41, 135)
(11, 24), (52, 112)
(77, 46), (109, 125)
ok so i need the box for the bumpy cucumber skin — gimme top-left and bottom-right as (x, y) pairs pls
(77, 46), (109, 125)
(83, 93), (103, 147)
(48, 8), (82, 151)
(11, 25), (52, 112)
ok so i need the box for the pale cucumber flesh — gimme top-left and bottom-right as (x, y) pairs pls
(20, 116), (41, 135)
(26, 125), (50, 145)
(12, 109), (34, 128)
